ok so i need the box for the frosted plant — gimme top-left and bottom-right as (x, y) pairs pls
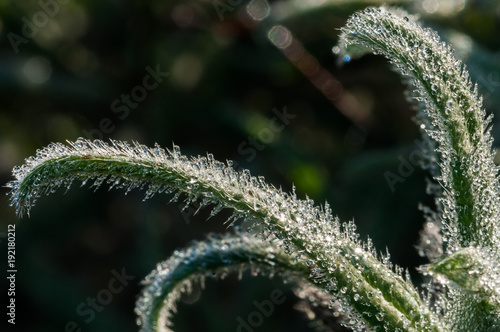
(338, 6), (500, 330)
(136, 233), (310, 331)
(6, 6), (500, 332)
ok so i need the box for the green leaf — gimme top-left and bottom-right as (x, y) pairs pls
(8, 138), (443, 331)
(136, 233), (309, 332)
(429, 247), (500, 310)
(338, 6), (500, 250)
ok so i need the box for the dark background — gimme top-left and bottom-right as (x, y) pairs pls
(0, 1), (499, 331)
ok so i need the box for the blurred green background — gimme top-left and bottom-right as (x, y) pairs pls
(0, 0), (499, 331)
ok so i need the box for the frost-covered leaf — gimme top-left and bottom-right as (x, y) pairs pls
(338, 6), (500, 251)
(136, 233), (308, 332)
(429, 247), (500, 310)
(337, 6), (500, 330)
(7, 138), (442, 331)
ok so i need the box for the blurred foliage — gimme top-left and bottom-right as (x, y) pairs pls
(0, 0), (499, 331)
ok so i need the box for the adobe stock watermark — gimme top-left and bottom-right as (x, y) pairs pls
(213, 0), (246, 21)
(384, 68), (499, 193)
(82, 64), (169, 140)
(178, 200), (202, 225)
(470, 66), (500, 102)
(384, 139), (429, 192)
(65, 268), (135, 332)
(236, 288), (286, 332)
(8, 0), (70, 54)
(177, 105), (296, 224)
(237, 106), (296, 163)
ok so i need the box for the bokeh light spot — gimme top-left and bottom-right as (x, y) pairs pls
(23, 57), (52, 84)
(247, 0), (270, 21)
(268, 25), (292, 49)
(172, 54), (203, 89)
